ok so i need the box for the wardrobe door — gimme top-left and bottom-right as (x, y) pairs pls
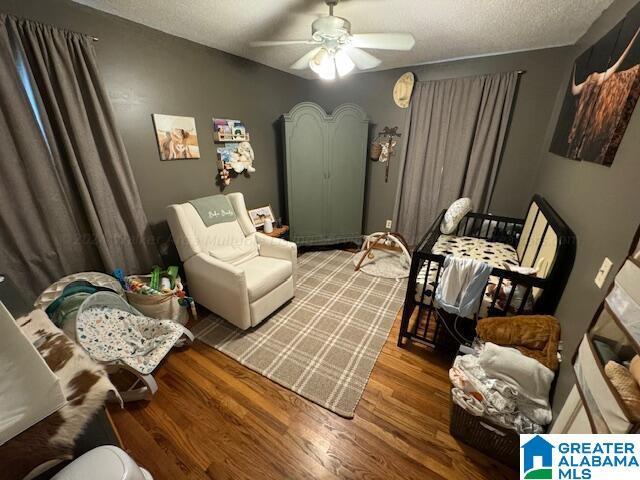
(326, 104), (368, 243)
(284, 103), (327, 244)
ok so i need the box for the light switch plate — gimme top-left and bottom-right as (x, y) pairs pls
(385, 219), (392, 229)
(594, 257), (613, 289)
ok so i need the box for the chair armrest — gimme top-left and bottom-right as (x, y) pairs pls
(256, 233), (297, 282)
(256, 233), (297, 260)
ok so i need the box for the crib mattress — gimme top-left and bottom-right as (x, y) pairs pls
(415, 235), (520, 316)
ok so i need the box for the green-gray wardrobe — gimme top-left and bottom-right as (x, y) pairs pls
(282, 102), (369, 246)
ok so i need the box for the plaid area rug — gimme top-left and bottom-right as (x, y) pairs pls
(192, 249), (406, 417)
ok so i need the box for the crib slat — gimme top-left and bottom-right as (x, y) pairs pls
(427, 261), (443, 343)
(517, 286), (532, 315)
(532, 223), (550, 267)
(489, 276), (504, 311)
(415, 259), (433, 338)
(477, 281), (489, 317)
(504, 281), (517, 314)
(521, 209), (540, 264)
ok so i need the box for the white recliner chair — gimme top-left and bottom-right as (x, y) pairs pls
(167, 193), (297, 330)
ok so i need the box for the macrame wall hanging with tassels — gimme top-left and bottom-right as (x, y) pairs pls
(370, 126), (401, 182)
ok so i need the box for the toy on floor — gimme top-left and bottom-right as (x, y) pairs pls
(353, 232), (411, 279)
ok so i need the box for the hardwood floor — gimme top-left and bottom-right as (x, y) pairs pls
(108, 310), (517, 479)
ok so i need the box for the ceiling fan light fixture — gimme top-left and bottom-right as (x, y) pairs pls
(334, 49), (355, 77)
(254, 0), (412, 78)
(309, 47), (336, 80)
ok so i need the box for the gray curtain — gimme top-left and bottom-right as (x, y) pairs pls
(0, 15), (159, 299)
(393, 71), (519, 245)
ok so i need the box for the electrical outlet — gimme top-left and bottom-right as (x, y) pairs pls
(385, 219), (392, 229)
(594, 257), (613, 289)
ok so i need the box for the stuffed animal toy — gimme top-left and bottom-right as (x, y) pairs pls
(228, 142), (255, 174)
(219, 167), (231, 185)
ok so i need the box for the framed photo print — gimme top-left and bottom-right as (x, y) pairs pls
(247, 205), (275, 228)
(152, 114), (200, 160)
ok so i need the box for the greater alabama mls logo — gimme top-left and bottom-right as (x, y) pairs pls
(521, 435), (553, 479)
(520, 434), (640, 480)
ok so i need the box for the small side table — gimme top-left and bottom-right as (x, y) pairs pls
(261, 225), (289, 238)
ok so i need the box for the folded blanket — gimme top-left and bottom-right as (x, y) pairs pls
(189, 194), (236, 227)
(452, 388), (485, 416)
(476, 315), (560, 370)
(456, 355), (518, 414)
(478, 342), (553, 424)
(451, 386), (543, 434)
(449, 366), (468, 390)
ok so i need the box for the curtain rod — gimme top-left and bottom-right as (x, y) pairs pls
(4, 13), (101, 42)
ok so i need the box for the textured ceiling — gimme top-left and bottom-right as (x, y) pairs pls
(73, 0), (614, 79)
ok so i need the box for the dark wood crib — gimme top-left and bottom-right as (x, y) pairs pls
(398, 195), (576, 350)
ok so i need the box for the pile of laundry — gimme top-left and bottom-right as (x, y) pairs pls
(450, 315), (561, 434)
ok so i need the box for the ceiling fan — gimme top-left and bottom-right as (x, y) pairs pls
(251, 0), (415, 80)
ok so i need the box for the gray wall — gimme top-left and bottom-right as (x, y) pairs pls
(306, 47), (573, 233)
(0, 0), (310, 230)
(1, 0), (575, 237)
(531, 0), (640, 413)
(5, 0), (640, 416)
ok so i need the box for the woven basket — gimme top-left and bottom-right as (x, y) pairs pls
(449, 391), (519, 468)
(125, 275), (188, 325)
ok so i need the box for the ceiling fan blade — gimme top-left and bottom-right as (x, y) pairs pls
(350, 33), (416, 51)
(346, 47), (381, 70)
(250, 40), (316, 47)
(290, 47), (323, 70)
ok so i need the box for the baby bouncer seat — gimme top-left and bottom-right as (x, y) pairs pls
(76, 292), (194, 402)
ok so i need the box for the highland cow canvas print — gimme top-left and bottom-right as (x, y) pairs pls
(152, 114), (200, 160)
(550, 3), (640, 166)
